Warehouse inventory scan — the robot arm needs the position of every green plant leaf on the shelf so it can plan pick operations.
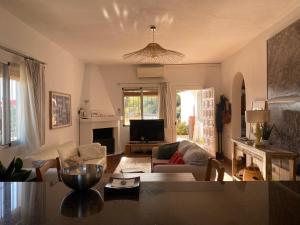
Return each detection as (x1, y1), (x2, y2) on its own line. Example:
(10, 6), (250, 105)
(11, 170), (31, 181)
(0, 162), (6, 175)
(11, 173), (23, 181)
(0, 162), (6, 181)
(21, 170), (31, 181)
(4, 157), (15, 179)
(14, 158), (23, 172)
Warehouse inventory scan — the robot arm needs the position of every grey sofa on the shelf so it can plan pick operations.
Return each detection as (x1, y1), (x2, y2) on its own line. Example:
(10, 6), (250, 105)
(152, 140), (214, 180)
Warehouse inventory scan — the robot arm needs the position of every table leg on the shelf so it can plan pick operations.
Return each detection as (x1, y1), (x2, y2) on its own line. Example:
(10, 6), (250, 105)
(125, 145), (131, 156)
(232, 144), (237, 179)
(264, 155), (272, 181)
(289, 159), (296, 181)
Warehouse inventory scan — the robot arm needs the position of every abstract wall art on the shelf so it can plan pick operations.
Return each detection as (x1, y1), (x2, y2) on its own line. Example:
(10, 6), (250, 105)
(50, 91), (72, 129)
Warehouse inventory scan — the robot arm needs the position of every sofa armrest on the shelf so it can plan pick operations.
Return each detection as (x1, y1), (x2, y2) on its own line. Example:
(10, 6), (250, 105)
(152, 146), (159, 158)
(98, 146), (107, 158)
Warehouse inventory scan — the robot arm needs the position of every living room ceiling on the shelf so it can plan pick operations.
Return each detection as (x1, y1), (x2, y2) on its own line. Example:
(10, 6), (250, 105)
(0, 0), (299, 64)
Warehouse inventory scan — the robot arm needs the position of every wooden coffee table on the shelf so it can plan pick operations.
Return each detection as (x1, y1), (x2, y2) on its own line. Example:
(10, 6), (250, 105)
(102, 173), (196, 182)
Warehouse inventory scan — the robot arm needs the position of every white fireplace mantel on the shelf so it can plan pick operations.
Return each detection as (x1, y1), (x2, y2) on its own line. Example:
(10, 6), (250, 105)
(79, 116), (121, 155)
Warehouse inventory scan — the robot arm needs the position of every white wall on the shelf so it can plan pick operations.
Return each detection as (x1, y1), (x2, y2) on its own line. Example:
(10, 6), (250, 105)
(81, 65), (115, 114)
(0, 7), (84, 165)
(221, 6), (300, 159)
(82, 63), (221, 152)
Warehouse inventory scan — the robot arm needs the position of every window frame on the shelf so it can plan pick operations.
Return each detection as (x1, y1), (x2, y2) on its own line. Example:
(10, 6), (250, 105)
(0, 62), (20, 147)
(122, 87), (159, 126)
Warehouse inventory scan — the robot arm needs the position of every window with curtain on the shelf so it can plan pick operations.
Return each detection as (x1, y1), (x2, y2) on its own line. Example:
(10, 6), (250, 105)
(0, 63), (20, 146)
(122, 87), (159, 126)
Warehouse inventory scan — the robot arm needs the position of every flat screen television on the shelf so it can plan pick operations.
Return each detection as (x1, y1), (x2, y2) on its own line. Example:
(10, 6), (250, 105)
(130, 119), (164, 142)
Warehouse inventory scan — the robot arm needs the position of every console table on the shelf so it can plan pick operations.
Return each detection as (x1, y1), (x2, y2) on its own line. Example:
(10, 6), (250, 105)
(232, 139), (298, 181)
(125, 142), (166, 155)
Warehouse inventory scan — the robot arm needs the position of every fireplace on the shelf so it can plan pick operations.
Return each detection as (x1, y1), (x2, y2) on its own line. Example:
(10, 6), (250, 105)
(93, 128), (115, 154)
(79, 114), (121, 155)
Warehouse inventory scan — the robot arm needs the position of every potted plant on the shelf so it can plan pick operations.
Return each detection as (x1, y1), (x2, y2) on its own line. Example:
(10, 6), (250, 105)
(0, 157), (31, 181)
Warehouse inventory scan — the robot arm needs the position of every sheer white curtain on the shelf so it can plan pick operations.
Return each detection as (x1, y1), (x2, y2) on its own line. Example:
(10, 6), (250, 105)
(18, 59), (45, 153)
(159, 82), (174, 142)
(21, 182), (45, 224)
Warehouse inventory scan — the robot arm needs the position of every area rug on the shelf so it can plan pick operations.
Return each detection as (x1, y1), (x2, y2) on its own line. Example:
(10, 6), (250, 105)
(113, 156), (151, 173)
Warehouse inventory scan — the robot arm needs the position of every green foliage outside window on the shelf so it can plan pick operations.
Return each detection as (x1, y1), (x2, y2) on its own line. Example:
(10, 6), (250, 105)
(123, 88), (159, 126)
(176, 121), (188, 135)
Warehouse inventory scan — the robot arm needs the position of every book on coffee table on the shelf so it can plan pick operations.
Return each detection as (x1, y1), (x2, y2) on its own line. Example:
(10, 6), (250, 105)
(111, 178), (136, 188)
(104, 176), (140, 198)
(121, 168), (145, 173)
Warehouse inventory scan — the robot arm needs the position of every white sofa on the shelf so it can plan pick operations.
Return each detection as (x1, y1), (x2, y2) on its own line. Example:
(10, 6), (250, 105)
(152, 140), (213, 180)
(20, 142), (107, 181)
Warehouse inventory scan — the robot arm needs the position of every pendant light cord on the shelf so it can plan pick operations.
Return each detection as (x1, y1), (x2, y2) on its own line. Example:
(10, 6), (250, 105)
(150, 25), (156, 43)
(152, 29), (154, 42)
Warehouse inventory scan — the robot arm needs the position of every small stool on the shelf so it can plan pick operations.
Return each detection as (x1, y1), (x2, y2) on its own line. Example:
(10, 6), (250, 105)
(243, 165), (264, 181)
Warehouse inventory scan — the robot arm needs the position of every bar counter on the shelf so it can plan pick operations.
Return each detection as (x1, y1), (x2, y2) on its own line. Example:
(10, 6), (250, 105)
(1, 180), (299, 225)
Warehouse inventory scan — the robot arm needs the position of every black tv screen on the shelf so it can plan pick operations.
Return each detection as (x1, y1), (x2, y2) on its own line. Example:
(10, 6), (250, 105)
(130, 119), (164, 142)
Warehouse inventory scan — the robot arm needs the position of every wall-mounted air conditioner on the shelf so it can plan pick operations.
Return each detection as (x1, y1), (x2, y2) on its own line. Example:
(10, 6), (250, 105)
(136, 65), (164, 78)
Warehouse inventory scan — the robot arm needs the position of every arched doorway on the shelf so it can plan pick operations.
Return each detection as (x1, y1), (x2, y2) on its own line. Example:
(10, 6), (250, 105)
(241, 80), (246, 137)
(232, 73), (246, 139)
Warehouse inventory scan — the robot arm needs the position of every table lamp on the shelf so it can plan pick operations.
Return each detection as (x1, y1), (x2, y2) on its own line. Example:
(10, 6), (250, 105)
(245, 110), (270, 146)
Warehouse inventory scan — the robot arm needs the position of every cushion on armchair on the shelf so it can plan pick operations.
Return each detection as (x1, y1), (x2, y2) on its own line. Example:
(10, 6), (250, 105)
(57, 142), (78, 167)
(78, 143), (104, 161)
(157, 142), (180, 160)
(64, 155), (84, 167)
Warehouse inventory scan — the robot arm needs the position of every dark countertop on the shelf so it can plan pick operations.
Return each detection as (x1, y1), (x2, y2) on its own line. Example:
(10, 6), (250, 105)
(1, 180), (300, 225)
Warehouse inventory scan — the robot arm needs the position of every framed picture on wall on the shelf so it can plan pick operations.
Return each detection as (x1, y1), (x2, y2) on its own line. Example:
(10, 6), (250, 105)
(50, 91), (72, 129)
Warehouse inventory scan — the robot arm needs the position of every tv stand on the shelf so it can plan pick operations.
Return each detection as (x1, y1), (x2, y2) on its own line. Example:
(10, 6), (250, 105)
(129, 141), (163, 144)
(125, 141), (166, 155)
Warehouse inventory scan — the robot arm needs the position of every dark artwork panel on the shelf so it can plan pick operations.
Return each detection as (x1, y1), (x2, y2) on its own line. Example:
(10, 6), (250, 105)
(269, 103), (300, 155)
(267, 20), (300, 164)
(267, 19), (300, 99)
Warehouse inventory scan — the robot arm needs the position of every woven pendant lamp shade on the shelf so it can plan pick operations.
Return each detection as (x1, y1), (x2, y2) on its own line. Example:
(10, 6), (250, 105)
(123, 25), (185, 64)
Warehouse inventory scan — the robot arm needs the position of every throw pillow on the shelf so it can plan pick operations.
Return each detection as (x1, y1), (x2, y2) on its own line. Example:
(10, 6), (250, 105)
(169, 151), (180, 164)
(174, 155), (185, 164)
(78, 143), (104, 161)
(57, 142), (79, 167)
(157, 142), (180, 160)
(64, 155), (84, 167)
(178, 140), (193, 155)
